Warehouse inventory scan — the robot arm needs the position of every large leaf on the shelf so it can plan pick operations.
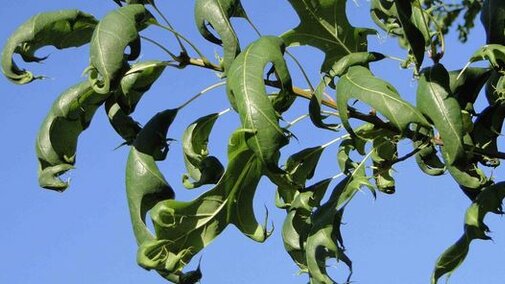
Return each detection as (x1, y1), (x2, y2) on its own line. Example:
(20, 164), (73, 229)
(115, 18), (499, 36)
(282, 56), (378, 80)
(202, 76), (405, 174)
(138, 130), (269, 277)
(182, 113), (224, 189)
(227, 36), (294, 173)
(36, 81), (108, 191)
(432, 182), (505, 284)
(417, 64), (465, 165)
(87, 4), (154, 94)
(481, 0), (505, 44)
(194, 0), (246, 72)
(282, 0), (375, 72)
(1, 10), (97, 84)
(336, 65), (429, 137)
(126, 109), (177, 246)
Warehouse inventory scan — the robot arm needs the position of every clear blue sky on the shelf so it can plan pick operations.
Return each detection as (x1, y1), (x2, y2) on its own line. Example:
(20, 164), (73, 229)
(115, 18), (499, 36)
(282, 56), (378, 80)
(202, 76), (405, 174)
(1, 1), (504, 283)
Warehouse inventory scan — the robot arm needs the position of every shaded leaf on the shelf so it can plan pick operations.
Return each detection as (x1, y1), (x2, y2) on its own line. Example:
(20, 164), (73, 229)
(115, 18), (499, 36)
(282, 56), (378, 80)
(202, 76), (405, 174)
(36, 81), (108, 191)
(417, 64), (465, 165)
(118, 60), (168, 114)
(467, 44), (505, 72)
(87, 4), (154, 94)
(227, 36), (294, 173)
(371, 131), (397, 194)
(105, 97), (142, 145)
(194, 0), (246, 72)
(126, 109), (177, 246)
(182, 113), (224, 189)
(481, 0), (505, 45)
(282, 0), (375, 72)
(485, 71), (505, 105)
(449, 67), (491, 112)
(432, 182), (505, 283)
(471, 105), (505, 167)
(336, 65), (429, 137)
(1, 10), (97, 84)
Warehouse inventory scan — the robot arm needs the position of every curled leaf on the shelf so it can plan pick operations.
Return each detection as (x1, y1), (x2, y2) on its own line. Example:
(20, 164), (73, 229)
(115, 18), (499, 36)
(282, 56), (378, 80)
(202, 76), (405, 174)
(432, 182), (505, 284)
(1, 10), (97, 84)
(449, 67), (491, 112)
(118, 60), (168, 114)
(415, 143), (446, 176)
(471, 105), (505, 167)
(105, 98), (142, 145)
(227, 36), (294, 172)
(194, 0), (246, 72)
(336, 65), (429, 137)
(87, 4), (154, 94)
(36, 81), (108, 191)
(467, 44), (505, 72)
(126, 109), (177, 246)
(139, 130), (269, 278)
(182, 113), (224, 189)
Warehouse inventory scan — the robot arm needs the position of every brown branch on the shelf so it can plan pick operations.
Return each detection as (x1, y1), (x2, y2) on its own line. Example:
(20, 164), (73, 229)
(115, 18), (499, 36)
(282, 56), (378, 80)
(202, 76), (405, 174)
(176, 54), (505, 161)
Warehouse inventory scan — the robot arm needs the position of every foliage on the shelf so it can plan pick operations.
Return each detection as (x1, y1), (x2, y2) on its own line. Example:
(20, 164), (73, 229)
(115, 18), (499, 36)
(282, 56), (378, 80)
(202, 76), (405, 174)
(4, 0), (505, 283)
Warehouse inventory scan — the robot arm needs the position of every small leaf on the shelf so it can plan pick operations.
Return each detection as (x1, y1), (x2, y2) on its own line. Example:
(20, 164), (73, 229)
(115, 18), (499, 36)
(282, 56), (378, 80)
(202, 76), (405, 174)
(282, 0), (376, 72)
(227, 36), (294, 173)
(471, 105), (505, 167)
(87, 4), (154, 94)
(485, 71), (505, 105)
(414, 143), (446, 176)
(432, 182), (505, 283)
(36, 81), (108, 191)
(371, 131), (397, 194)
(182, 113), (224, 189)
(337, 65), (429, 137)
(449, 67), (491, 112)
(194, 0), (246, 72)
(417, 64), (465, 165)
(126, 109), (177, 245)
(1, 10), (97, 84)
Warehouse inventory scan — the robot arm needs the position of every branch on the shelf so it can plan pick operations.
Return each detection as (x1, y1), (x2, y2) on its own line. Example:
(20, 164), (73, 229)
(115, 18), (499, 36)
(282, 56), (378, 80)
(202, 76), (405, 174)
(177, 55), (505, 161)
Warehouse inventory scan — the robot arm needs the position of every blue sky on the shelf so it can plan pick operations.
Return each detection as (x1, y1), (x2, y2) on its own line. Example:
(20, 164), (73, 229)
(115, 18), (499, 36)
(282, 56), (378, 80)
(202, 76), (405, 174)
(1, 1), (505, 283)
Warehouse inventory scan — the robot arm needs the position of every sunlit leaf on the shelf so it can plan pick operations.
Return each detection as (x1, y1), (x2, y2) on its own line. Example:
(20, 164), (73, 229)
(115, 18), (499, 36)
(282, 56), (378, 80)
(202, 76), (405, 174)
(36, 81), (108, 191)
(194, 0), (246, 72)
(139, 130), (269, 277)
(337, 65), (429, 137)
(87, 4), (154, 94)
(282, 0), (375, 72)
(432, 182), (505, 283)
(417, 64), (465, 165)
(1, 10), (97, 84)
(227, 36), (294, 174)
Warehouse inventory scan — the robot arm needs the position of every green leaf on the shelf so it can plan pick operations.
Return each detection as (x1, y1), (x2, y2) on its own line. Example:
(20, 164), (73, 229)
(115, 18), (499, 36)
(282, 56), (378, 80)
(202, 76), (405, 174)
(417, 64), (465, 165)
(105, 98), (142, 145)
(139, 130), (269, 277)
(281, 178), (332, 272)
(36, 81), (109, 191)
(125, 109), (177, 246)
(466, 44), (505, 72)
(1, 10), (97, 84)
(414, 138), (446, 176)
(227, 36), (294, 173)
(182, 113), (224, 189)
(309, 52), (385, 130)
(87, 4), (154, 94)
(392, 0), (428, 70)
(485, 71), (505, 105)
(276, 146), (325, 209)
(117, 60), (168, 114)
(282, 0), (376, 72)
(432, 182), (505, 284)
(471, 105), (505, 167)
(336, 65), (429, 137)
(371, 131), (397, 194)
(449, 67), (491, 112)
(194, 0), (246, 72)
(481, 0), (505, 45)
